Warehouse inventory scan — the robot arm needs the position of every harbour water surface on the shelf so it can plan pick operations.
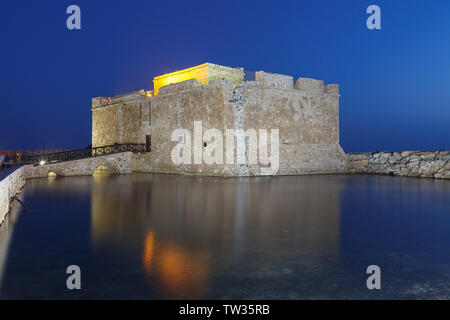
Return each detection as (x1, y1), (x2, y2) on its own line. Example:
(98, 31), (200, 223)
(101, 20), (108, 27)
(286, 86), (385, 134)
(0, 173), (449, 299)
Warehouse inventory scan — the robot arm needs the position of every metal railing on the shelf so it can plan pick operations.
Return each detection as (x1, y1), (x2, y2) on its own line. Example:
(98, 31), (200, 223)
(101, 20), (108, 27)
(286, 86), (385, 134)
(25, 143), (146, 166)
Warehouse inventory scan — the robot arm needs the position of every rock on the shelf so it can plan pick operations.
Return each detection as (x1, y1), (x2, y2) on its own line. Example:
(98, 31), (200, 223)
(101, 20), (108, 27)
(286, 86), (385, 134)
(350, 160), (368, 171)
(392, 164), (405, 170)
(401, 151), (415, 157)
(400, 157), (409, 164)
(440, 162), (450, 171)
(432, 160), (446, 170)
(408, 167), (421, 177)
(346, 150), (449, 180)
(406, 161), (419, 168)
(438, 154), (450, 162)
(400, 168), (410, 175)
(420, 152), (436, 160)
(388, 154), (402, 163)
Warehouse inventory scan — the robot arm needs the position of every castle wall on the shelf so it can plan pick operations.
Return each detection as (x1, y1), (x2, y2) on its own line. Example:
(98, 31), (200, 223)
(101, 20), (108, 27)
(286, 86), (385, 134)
(131, 73), (346, 176)
(92, 66), (347, 176)
(153, 63), (209, 96)
(153, 63), (243, 96)
(92, 90), (151, 148)
(208, 63), (244, 86)
(221, 72), (346, 175)
(133, 79), (233, 175)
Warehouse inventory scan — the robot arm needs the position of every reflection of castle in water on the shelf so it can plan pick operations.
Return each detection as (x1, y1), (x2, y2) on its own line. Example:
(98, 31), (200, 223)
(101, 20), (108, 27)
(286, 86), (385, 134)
(90, 173), (341, 299)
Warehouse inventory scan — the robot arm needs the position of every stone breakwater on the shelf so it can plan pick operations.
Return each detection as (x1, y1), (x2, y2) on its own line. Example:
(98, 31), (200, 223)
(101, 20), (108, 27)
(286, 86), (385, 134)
(0, 167), (26, 225)
(26, 152), (132, 179)
(347, 150), (450, 179)
(0, 152), (133, 225)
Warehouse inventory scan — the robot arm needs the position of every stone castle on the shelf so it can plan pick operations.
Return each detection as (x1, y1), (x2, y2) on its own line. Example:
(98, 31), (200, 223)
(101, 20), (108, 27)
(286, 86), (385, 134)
(91, 62), (347, 176)
(3, 64), (449, 225)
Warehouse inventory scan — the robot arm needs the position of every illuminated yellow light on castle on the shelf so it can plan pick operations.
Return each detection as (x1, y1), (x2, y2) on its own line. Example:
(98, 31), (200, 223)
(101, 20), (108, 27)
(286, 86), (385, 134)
(153, 62), (244, 96)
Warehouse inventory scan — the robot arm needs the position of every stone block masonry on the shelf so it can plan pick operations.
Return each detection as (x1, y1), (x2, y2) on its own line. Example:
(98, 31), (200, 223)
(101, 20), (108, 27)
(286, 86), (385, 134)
(93, 63), (348, 177)
(0, 167), (26, 225)
(92, 90), (152, 148)
(153, 63), (244, 96)
(347, 150), (450, 179)
(25, 152), (133, 179)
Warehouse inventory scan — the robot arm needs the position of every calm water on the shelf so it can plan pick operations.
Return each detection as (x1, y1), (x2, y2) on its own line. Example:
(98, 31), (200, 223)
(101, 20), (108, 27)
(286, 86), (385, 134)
(0, 173), (449, 299)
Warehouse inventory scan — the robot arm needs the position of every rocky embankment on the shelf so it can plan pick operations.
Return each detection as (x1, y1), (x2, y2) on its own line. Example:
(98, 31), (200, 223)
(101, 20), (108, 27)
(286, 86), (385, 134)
(347, 150), (450, 179)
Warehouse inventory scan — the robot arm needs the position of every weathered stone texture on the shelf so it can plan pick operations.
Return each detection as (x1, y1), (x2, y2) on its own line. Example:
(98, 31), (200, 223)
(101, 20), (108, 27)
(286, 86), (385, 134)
(131, 75), (346, 176)
(294, 77), (324, 92)
(92, 90), (151, 148)
(255, 71), (293, 89)
(153, 63), (244, 96)
(25, 152), (132, 179)
(134, 79), (232, 175)
(347, 150), (450, 179)
(0, 167), (26, 224)
(93, 64), (347, 176)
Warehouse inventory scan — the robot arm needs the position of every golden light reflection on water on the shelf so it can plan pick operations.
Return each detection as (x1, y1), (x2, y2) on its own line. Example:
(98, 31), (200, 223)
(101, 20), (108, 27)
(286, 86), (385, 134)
(142, 231), (155, 275)
(2, 174), (450, 299)
(47, 176), (56, 184)
(141, 230), (209, 299)
(89, 173), (342, 298)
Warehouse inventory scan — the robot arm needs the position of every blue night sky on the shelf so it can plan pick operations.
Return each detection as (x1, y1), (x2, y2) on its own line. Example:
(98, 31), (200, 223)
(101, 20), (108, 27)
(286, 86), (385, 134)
(1, 0), (449, 152)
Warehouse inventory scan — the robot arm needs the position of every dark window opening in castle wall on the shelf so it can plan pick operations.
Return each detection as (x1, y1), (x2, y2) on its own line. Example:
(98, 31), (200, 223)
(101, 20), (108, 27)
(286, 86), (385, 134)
(146, 135), (151, 152)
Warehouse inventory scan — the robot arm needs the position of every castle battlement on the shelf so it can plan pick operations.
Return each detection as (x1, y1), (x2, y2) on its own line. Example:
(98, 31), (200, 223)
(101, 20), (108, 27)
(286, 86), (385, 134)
(92, 64), (339, 108)
(92, 89), (152, 109)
